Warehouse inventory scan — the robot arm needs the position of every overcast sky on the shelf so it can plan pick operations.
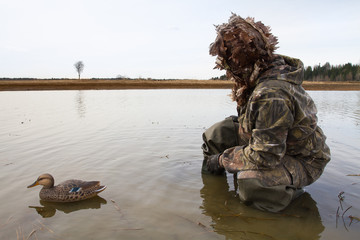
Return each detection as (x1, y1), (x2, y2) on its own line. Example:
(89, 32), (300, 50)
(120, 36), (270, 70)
(1, 0), (359, 79)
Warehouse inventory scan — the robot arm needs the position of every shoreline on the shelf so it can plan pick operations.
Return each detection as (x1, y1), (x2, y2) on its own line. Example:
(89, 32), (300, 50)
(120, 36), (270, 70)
(1, 79), (360, 91)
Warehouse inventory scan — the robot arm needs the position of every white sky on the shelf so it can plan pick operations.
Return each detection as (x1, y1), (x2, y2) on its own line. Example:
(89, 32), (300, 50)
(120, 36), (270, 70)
(0, 0), (359, 79)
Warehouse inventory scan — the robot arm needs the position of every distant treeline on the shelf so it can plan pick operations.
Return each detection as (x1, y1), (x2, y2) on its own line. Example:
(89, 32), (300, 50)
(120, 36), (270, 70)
(304, 63), (360, 81)
(212, 62), (360, 82)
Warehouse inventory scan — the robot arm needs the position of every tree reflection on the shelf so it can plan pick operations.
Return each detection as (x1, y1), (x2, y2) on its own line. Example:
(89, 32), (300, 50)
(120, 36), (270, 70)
(200, 173), (324, 240)
(76, 90), (86, 118)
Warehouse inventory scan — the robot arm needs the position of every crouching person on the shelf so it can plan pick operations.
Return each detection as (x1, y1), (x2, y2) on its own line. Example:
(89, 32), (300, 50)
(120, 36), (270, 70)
(202, 14), (331, 212)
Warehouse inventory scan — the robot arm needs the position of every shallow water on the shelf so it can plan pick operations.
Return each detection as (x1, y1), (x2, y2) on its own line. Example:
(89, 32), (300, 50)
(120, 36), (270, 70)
(0, 89), (359, 240)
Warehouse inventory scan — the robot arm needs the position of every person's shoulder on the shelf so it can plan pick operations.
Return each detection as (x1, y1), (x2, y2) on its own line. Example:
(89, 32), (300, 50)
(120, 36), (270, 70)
(257, 79), (290, 88)
(251, 80), (293, 101)
(255, 79), (292, 93)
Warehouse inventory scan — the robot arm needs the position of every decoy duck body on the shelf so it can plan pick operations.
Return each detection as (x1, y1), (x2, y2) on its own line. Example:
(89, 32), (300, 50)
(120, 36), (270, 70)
(27, 173), (106, 202)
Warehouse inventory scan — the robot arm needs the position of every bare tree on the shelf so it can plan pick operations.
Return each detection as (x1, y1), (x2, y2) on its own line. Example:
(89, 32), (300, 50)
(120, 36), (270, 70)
(74, 61), (84, 79)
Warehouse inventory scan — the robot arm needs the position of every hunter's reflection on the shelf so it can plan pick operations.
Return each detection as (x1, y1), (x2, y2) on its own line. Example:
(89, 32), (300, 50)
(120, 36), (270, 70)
(200, 174), (324, 240)
(29, 196), (107, 218)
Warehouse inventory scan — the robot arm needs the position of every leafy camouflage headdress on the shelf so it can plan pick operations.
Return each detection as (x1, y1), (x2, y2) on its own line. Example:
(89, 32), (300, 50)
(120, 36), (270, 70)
(209, 13), (278, 106)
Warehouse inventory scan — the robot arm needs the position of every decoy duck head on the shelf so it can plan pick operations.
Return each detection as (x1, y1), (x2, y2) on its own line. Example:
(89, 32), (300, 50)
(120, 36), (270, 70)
(28, 173), (54, 189)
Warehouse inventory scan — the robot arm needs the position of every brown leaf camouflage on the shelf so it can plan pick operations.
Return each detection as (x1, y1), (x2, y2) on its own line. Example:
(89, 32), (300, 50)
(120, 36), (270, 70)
(209, 13), (279, 107)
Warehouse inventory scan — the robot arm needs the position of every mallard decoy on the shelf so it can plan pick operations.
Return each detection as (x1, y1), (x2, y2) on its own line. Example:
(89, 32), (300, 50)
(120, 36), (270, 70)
(27, 173), (106, 202)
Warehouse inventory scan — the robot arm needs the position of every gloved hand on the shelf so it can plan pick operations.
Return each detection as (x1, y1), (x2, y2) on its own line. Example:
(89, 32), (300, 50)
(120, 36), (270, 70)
(204, 154), (225, 175)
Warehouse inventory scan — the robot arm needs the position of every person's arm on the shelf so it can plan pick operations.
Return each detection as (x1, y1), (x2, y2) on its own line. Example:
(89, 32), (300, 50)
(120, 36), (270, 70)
(220, 91), (294, 173)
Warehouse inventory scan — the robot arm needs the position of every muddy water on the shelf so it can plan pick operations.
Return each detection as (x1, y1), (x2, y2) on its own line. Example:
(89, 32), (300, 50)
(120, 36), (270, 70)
(0, 89), (359, 240)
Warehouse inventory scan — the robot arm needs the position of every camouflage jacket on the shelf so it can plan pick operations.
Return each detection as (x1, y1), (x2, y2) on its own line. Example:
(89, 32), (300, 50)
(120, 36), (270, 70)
(220, 55), (331, 178)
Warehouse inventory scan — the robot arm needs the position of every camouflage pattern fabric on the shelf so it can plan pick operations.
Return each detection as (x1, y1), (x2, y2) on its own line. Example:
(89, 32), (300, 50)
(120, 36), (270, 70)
(219, 55), (331, 188)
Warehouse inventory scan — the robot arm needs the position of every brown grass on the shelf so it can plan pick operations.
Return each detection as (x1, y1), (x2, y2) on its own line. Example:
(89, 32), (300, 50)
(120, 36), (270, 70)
(1, 79), (360, 91)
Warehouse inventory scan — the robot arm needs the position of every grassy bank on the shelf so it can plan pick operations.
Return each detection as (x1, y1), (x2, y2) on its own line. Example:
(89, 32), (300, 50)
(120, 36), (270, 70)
(1, 79), (360, 91)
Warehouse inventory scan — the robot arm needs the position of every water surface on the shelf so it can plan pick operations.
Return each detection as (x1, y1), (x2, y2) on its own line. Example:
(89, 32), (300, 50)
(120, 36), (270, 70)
(0, 90), (359, 239)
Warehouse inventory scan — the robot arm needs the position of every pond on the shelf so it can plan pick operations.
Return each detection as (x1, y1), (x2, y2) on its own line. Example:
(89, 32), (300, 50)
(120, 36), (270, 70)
(0, 89), (359, 240)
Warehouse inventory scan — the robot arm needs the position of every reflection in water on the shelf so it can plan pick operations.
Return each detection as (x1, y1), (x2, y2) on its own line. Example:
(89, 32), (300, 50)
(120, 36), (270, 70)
(29, 196), (107, 218)
(76, 91), (86, 118)
(200, 174), (324, 240)
(356, 92), (360, 124)
(312, 91), (360, 127)
(0, 90), (359, 239)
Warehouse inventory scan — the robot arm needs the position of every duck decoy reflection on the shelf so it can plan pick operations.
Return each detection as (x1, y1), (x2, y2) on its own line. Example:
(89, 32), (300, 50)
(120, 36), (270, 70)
(29, 196), (107, 218)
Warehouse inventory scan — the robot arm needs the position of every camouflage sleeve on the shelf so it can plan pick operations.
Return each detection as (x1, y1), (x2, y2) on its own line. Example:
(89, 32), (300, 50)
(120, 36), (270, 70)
(220, 90), (294, 173)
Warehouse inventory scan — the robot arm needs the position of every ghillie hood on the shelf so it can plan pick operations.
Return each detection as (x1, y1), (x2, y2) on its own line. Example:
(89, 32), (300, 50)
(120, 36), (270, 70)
(209, 13), (279, 106)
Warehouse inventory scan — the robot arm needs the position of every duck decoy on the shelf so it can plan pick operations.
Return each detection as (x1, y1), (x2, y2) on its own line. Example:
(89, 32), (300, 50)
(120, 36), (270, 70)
(27, 173), (106, 202)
